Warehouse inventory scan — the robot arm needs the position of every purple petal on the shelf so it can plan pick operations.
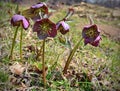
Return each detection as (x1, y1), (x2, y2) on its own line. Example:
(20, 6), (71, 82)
(91, 36), (101, 47)
(11, 15), (24, 25)
(94, 35), (101, 42)
(84, 35), (101, 46)
(90, 40), (100, 47)
(31, 3), (44, 9)
(61, 21), (69, 30)
(22, 18), (29, 30)
(56, 21), (69, 34)
(48, 25), (57, 37)
(31, 2), (48, 14)
(84, 38), (90, 45)
(11, 14), (29, 30)
(37, 31), (48, 40)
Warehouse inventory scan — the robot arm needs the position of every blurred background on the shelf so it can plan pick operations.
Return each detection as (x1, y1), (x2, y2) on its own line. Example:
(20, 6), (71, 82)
(2, 0), (120, 8)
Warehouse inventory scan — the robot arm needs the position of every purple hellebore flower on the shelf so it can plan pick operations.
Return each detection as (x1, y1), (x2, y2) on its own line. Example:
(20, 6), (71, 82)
(31, 2), (48, 14)
(22, 2), (48, 21)
(82, 24), (101, 47)
(11, 14), (29, 30)
(33, 18), (57, 40)
(56, 21), (70, 35)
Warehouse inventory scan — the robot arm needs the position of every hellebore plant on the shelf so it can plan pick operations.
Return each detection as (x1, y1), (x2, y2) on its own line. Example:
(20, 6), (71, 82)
(10, 14), (29, 60)
(10, 2), (50, 87)
(63, 16), (101, 74)
(32, 7), (73, 87)
(23, 2), (52, 87)
(32, 5), (74, 88)
(33, 18), (57, 87)
(56, 8), (74, 35)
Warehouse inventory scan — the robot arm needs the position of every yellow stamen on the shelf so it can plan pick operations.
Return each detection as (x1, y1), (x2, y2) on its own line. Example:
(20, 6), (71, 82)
(85, 28), (97, 38)
(38, 23), (52, 35)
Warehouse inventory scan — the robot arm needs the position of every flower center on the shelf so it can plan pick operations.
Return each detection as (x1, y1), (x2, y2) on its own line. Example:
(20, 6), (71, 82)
(38, 23), (52, 34)
(85, 27), (98, 38)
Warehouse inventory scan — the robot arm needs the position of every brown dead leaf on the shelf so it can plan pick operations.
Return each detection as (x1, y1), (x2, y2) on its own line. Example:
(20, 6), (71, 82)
(9, 62), (25, 75)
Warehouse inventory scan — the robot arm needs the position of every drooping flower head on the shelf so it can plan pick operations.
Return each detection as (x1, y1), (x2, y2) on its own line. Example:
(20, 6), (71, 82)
(56, 8), (74, 35)
(82, 24), (101, 47)
(31, 2), (48, 14)
(33, 18), (57, 39)
(11, 14), (29, 30)
(56, 21), (69, 35)
(22, 2), (48, 20)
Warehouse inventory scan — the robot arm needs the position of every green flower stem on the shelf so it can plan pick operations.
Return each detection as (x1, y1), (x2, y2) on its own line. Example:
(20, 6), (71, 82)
(9, 26), (19, 59)
(20, 28), (23, 60)
(87, 15), (94, 25)
(64, 9), (74, 20)
(63, 38), (83, 74)
(42, 39), (46, 88)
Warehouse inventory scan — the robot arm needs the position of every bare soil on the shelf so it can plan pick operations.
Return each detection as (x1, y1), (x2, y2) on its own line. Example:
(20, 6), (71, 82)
(99, 24), (120, 42)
